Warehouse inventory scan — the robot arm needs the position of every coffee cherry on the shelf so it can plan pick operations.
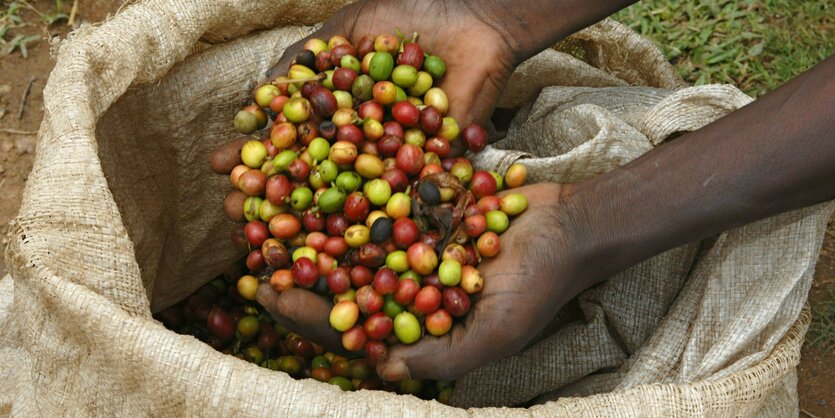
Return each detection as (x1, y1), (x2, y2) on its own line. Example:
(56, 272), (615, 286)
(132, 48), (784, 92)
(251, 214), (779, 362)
(438, 260), (462, 286)
(234, 110), (259, 134)
(365, 179), (392, 206)
(244, 221), (269, 247)
(344, 192), (371, 222)
(342, 326), (367, 351)
(262, 239), (291, 268)
(441, 244), (468, 265)
(392, 218), (419, 249)
(462, 124), (488, 152)
(485, 210), (509, 234)
(442, 287), (471, 317)
(470, 170), (498, 199)
(326, 213), (351, 236)
(423, 55), (446, 80)
(243, 196), (262, 222)
(246, 249), (266, 271)
(269, 269), (294, 292)
(325, 267), (350, 294)
(358, 243), (387, 268)
(398, 42), (424, 69)
(505, 163), (527, 188)
(352, 74), (374, 102)
(501, 193), (528, 216)
(292, 257), (318, 289)
(237, 275), (259, 300)
(284, 97), (312, 123)
(463, 214), (487, 237)
(372, 81), (397, 105)
(477, 195), (502, 213)
(329, 141), (358, 165)
(356, 284), (384, 314)
(341, 264), (370, 288)
(477, 231), (501, 257)
(317, 188), (347, 214)
(394, 277), (420, 305)
(369, 52), (395, 81)
(207, 307), (235, 342)
(460, 265), (484, 294)
(345, 224), (371, 248)
(329, 301), (360, 332)
(393, 312), (421, 344)
(241, 140), (267, 168)
(423, 88), (449, 114)
(417, 181), (441, 205)
(382, 250), (407, 273)
(395, 144), (424, 176)
(363, 311), (393, 340)
(406, 242), (438, 275)
(329, 376), (354, 391)
(370, 217), (393, 244)
(425, 309), (453, 336)
(355, 154), (385, 179)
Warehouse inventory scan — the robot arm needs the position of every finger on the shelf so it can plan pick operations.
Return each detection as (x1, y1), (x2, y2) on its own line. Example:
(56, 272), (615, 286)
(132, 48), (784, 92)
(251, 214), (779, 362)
(265, 24), (342, 82)
(377, 311), (523, 382)
(223, 190), (247, 222)
(210, 137), (249, 174)
(439, 59), (509, 128)
(256, 284), (346, 353)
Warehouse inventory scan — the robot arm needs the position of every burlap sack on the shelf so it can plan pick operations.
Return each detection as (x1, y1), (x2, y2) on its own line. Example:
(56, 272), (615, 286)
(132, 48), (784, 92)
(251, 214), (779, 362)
(2, 0), (832, 415)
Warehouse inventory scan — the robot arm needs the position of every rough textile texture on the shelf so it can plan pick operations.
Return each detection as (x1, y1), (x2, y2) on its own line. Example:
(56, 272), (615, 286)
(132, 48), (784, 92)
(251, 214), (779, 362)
(2, 0), (832, 416)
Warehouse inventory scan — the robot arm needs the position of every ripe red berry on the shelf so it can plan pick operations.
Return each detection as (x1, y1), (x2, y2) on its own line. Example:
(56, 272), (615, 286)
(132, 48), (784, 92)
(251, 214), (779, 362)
(373, 268), (399, 295)
(392, 218), (420, 249)
(292, 257), (319, 288)
(391, 102), (420, 127)
(462, 124), (488, 152)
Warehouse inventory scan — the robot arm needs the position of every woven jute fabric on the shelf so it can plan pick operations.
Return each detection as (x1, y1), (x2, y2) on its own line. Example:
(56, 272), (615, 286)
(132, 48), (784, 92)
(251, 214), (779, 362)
(2, 0), (832, 416)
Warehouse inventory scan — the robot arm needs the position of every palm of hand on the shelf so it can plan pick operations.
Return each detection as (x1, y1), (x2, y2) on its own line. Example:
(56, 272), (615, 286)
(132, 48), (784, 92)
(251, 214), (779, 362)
(378, 183), (579, 381)
(269, 0), (516, 126)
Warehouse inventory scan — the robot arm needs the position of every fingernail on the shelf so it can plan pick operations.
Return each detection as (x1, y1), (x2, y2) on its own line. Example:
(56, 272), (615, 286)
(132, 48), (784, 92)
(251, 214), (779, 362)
(379, 358), (409, 381)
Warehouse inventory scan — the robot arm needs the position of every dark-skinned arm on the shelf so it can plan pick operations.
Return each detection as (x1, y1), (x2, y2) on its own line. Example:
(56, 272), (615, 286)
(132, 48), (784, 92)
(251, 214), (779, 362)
(568, 54), (835, 290)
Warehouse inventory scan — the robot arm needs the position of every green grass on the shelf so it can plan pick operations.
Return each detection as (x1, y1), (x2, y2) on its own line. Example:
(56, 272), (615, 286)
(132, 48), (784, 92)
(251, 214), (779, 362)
(1, 0), (68, 57)
(807, 288), (835, 351)
(615, 0), (835, 97)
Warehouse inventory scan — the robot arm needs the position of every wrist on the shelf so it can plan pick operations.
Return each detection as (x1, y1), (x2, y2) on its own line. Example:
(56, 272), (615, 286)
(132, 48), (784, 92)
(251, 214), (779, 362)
(557, 174), (638, 289)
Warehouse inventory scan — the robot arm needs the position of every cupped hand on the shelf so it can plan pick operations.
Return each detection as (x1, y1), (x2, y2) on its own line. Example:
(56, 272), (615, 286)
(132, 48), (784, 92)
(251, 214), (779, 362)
(214, 169), (591, 380)
(376, 183), (587, 381)
(266, 0), (518, 128)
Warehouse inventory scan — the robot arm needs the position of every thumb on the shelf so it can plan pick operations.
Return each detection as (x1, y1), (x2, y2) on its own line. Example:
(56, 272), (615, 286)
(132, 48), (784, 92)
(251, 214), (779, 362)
(264, 24), (341, 82)
(256, 283), (346, 353)
(376, 314), (508, 382)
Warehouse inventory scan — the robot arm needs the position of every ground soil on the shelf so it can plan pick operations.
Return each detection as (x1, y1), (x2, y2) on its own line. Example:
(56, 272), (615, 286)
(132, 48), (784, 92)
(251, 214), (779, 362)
(0, 0), (832, 414)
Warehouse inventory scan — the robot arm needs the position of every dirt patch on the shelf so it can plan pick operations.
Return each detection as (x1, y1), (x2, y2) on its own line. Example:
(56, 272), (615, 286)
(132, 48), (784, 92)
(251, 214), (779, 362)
(0, 0), (833, 413)
(0, 0), (122, 278)
(799, 220), (835, 418)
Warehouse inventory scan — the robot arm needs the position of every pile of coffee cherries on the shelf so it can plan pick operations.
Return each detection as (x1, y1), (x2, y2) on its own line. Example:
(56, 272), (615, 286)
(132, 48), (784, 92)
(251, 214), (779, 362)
(226, 32), (528, 369)
(155, 273), (453, 399)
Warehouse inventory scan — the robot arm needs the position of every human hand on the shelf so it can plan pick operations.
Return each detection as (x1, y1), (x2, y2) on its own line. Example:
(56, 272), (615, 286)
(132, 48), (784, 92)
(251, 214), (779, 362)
(375, 183), (588, 381)
(245, 181), (590, 381)
(266, 0), (519, 128)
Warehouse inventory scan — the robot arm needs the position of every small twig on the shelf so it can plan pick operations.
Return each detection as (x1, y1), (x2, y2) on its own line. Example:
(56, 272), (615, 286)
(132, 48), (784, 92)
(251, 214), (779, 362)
(17, 77), (35, 120)
(0, 128), (37, 135)
(0, 178), (6, 190)
(800, 408), (821, 418)
(68, 0), (79, 26)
